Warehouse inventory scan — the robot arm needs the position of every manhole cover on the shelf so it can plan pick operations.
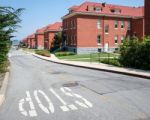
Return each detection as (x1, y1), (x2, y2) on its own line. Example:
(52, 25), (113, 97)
(63, 82), (79, 87)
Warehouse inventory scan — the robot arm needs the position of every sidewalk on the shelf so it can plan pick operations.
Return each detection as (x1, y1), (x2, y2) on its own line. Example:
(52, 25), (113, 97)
(27, 51), (150, 79)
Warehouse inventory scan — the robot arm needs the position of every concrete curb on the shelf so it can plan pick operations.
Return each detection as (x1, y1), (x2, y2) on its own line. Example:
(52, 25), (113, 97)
(0, 69), (10, 106)
(31, 53), (150, 79)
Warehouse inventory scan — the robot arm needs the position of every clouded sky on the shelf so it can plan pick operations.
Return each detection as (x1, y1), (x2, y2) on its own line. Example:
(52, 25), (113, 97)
(1, 0), (144, 41)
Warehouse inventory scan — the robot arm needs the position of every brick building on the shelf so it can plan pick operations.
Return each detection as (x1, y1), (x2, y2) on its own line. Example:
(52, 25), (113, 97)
(22, 38), (28, 46)
(145, 0), (150, 36)
(35, 27), (46, 49)
(28, 34), (36, 49)
(44, 22), (62, 50)
(62, 2), (144, 54)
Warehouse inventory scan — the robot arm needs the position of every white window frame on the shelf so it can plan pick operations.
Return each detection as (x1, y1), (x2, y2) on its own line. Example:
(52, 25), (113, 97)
(121, 35), (125, 43)
(115, 35), (118, 44)
(128, 21), (131, 30)
(115, 20), (119, 29)
(97, 35), (101, 45)
(97, 19), (101, 29)
(121, 21), (125, 29)
(105, 25), (109, 34)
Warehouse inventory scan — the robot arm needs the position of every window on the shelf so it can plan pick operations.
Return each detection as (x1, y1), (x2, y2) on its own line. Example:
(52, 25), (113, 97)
(72, 20), (75, 28)
(98, 48), (101, 52)
(105, 25), (109, 34)
(121, 21), (125, 28)
(70, 20), (73, 28)
(121, 35), (125, 43)
(111, 9), (121, 14)
(71, 35), (74, 45)
(66, 35), (68, 45)
(97, 35), (101, 44)
(115, 35), (118, 44)
(66, 21), (68, 29)
(115, 20), (119, 28)
(73, 35), (76, 45)
(95, 7), (102, 12)
(128, 21), (131, 30)
(115, 48), (119, 51)
(97, 19), (101, 29)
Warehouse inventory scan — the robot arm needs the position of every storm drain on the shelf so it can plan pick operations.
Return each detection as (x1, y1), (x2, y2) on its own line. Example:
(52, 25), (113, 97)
(63, 81), (79, 87)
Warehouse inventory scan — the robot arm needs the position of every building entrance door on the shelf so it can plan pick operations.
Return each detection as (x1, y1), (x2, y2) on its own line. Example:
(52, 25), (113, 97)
(104, 43), (109, 52)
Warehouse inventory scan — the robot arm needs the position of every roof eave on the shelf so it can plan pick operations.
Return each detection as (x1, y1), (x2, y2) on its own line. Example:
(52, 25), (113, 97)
(45, 30), (62, 32)
(62, 12), (143, 20)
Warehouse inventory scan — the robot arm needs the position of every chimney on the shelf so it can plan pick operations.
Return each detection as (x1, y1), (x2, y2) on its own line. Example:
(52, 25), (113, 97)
(102, 2), (106, 7)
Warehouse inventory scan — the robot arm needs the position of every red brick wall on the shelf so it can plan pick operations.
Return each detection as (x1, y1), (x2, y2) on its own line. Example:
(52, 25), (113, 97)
(35, 34), (44, 49)
(77, 15), (99, 47)
(44, 32), (49, 49)
(49, 32), (55, 49)
(131, 18), (144, 39)
(145, 0), (150, 36)
(63, 16), (77, 47)
(44, 32), (58, 50)
(76, 15), (130, 47)
(30, 38), (35, 48)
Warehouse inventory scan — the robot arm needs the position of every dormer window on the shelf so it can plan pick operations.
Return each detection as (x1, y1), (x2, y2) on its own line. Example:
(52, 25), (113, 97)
(94, 7), (102, 12)
(111, 9), (121, 14)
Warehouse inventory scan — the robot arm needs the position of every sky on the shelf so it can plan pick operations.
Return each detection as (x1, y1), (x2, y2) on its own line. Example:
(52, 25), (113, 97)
(0, 0), (144, 41)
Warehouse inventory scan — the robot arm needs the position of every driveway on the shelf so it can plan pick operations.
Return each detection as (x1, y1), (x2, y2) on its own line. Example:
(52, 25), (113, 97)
(0, 49), (150, 120)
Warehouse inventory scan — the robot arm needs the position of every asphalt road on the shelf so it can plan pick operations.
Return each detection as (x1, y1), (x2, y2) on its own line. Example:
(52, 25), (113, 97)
(0, 49), (150, 120)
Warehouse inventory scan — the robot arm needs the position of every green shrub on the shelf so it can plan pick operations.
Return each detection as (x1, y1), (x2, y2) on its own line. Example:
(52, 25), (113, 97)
(55, 52), (75, 56)
(0, 60), (9, 73)
(119, 37), (150, 70)
(35, 50), (51, 57)
(100, 58), (121, 67)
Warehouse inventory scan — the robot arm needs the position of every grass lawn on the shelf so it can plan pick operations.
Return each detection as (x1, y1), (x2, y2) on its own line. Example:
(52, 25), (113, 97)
(57, 53), (120, 61)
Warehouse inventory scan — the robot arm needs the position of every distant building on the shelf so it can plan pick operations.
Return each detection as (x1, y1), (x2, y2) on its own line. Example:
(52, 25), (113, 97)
(35, 27), (46, 49)
(26, 34), (35, 49)
(44, 22), (62, 50)
(62, 2), (144, 54)
(145, 0), (150, 36)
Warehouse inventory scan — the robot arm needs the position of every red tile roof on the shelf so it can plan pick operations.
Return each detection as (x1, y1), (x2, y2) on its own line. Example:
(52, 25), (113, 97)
(45, 22), (62, 32)
(22, 38), (28, 42)
(36, 27), (47, 34)
(28, 33), (35, 39)
(63, 1), (144, 19)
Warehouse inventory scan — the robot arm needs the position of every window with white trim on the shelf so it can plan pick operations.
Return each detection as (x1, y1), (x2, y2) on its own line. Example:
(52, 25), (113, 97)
(105, 25), (109, 34)
(115, 35), (118, 44)
(115, 20), (119, 28)
(97, 19), (101, 29)
(97, 35), (101, 44)
(95, 7), (102, 12)
(121, 21), (125, 28)
(128, 21), (131, 30)
(121, 35), (125, 43)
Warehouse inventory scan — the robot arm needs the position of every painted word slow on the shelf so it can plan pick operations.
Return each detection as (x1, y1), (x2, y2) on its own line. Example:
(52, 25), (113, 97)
(18, 87), (93, 117)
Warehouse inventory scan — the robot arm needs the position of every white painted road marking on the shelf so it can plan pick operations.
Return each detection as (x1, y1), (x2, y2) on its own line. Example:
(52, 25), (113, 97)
(50, 88), (70, 112)
(61, 87), (93, 108)
(34, 90), (54, 114)
(18, 87), (93, 117)
(18, 91), (37, 117)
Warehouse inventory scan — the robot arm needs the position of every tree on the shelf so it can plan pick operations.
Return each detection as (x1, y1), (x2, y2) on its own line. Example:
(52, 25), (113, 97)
(0, 6), (24, 71)
(119, 37), (150, 70)
(50, 32), (62, 52)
